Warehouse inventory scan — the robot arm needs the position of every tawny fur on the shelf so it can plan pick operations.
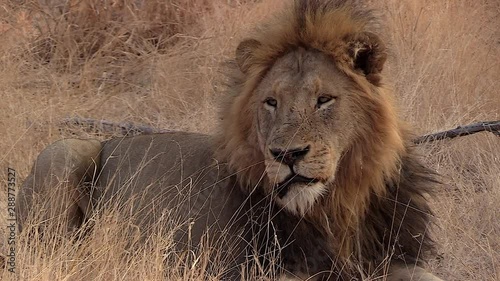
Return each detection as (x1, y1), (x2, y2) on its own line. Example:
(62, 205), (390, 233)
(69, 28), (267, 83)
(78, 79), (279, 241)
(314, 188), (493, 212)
(19, 1), (443, 280)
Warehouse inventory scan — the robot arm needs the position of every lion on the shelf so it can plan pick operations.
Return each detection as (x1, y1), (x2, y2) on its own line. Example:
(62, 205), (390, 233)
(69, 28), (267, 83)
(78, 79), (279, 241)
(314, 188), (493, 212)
(18, 0), (444, 280)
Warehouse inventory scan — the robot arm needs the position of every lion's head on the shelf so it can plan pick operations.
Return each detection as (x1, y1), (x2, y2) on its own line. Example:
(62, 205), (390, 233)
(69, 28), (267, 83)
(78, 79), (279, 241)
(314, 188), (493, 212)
(217, 0), (406, 224)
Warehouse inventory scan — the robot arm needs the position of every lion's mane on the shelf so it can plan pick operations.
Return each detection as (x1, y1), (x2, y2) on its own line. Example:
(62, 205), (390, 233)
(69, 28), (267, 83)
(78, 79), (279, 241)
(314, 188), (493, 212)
(216, 0), (437, 273)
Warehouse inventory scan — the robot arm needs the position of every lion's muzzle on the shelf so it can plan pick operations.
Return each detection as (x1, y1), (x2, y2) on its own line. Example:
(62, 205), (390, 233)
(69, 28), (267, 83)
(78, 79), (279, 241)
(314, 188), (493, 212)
(263, 142), (338, 215)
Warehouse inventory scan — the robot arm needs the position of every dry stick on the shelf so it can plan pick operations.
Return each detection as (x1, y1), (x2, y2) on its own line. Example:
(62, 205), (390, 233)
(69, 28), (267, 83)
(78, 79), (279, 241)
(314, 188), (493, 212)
(62, 117), (500, 143)
(61, 117), (171, 136)
(413, 121), (500, 144)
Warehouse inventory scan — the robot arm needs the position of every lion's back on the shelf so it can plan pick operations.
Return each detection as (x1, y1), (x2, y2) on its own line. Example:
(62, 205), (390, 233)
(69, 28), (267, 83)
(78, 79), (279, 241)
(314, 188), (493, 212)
(94, 132), (249, 251)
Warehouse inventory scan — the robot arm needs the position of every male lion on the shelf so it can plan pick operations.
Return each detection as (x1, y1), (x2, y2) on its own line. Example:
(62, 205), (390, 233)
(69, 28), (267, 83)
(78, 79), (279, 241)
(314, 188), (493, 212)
(18, 0), (444, 280)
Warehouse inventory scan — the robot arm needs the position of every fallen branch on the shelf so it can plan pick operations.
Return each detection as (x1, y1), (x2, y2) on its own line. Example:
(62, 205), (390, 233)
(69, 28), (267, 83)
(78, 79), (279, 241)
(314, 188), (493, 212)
(61, 117), (171, 136)
(413, 120), (500, 144)
(61, 117), (500, 143)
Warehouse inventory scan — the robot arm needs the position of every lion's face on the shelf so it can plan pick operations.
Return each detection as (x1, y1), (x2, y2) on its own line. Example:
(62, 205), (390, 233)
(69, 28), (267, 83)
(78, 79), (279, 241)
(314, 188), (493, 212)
(253, 49), (365, 215)
(220, 13), (404, 218)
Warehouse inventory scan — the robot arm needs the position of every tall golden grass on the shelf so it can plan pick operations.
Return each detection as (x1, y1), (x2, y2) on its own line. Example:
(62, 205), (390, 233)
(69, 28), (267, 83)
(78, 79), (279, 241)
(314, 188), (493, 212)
(0, 0), (499, 280)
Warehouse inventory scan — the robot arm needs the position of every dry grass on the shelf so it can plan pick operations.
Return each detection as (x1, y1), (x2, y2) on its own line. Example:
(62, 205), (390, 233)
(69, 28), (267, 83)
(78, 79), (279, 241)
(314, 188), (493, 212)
(0, 0), (499, 280)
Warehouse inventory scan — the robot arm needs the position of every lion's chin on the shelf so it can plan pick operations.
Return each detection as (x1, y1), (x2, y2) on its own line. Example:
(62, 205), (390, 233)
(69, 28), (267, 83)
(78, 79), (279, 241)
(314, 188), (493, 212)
(275, 174), (320, 198)
(274, 181), (327, 216)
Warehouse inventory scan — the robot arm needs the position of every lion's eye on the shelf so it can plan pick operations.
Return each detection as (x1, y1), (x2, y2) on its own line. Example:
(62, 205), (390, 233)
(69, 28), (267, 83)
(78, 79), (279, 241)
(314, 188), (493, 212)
(264, 97), (278, 108)
(316, 95), (335, 108)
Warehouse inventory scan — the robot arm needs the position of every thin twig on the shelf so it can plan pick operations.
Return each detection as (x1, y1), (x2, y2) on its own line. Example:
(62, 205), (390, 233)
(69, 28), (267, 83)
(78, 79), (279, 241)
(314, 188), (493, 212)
(413, 121), (500, 144)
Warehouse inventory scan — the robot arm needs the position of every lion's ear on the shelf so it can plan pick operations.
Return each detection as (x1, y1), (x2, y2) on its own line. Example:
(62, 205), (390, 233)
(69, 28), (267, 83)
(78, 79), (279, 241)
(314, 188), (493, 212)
(235, 39), (262, 73)
(346, 32), (387, 85)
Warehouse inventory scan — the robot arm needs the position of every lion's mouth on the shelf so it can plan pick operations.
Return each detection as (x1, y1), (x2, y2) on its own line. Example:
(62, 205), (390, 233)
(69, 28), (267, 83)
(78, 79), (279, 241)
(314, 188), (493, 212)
(276, 174), (320, 198)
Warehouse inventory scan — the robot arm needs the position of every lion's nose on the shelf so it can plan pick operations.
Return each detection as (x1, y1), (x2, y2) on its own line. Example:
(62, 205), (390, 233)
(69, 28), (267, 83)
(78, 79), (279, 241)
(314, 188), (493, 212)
(270, 145), (310, 166)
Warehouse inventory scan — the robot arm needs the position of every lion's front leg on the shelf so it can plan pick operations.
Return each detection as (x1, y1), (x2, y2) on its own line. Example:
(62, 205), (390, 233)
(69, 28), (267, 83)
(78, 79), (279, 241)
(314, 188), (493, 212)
(386, 262), (444, 281)
(17, 139), (102, 235)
